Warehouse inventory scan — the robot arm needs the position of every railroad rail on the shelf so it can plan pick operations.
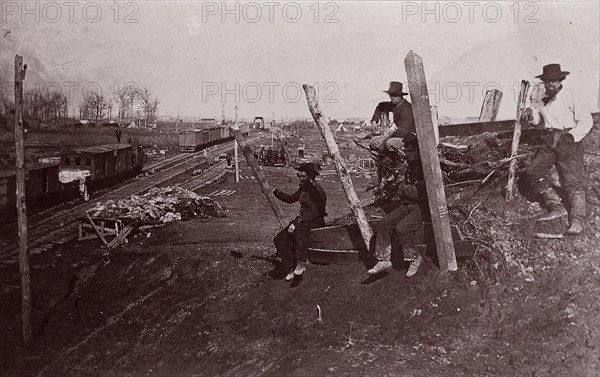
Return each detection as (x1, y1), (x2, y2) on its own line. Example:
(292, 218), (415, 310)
(0, 137), (259, 263)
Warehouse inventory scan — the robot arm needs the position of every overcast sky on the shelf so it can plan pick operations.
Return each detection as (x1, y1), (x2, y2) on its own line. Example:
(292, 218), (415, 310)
(1, 1), (598, 122)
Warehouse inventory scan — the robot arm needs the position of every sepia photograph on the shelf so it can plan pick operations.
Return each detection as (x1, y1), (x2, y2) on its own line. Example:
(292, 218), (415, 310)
(1, 1), (599, 376)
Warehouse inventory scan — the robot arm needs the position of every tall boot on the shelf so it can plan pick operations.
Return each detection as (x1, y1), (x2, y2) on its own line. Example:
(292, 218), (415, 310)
(566, 191), (586, 235)
(538, 187), (567, 221)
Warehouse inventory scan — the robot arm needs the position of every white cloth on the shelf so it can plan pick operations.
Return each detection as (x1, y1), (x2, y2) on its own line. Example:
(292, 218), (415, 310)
(530, 88), (593, 142)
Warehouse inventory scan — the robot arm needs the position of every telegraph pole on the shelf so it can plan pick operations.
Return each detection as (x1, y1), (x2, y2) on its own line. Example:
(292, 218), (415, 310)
(234, 106), (239, 182)
(14, 55), (32, 343)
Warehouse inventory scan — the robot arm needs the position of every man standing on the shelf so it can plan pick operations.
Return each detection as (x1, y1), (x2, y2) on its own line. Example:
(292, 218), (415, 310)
(272, 162), (327, 281)
(369, 81), (416, 159)
(115, 126), (123, 143)
(522, 64), (593, 235)
(367, 133), (428, 278)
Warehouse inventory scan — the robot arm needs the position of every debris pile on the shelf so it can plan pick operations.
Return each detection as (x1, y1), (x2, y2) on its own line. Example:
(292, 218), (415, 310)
(88, 186), (225, 223)
(439, 132), (537, 185)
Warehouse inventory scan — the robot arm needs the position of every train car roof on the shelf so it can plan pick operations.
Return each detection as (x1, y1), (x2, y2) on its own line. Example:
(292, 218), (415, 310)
(64, 144), (132, 155)
(0, 162), (61, 179)
(179, 129), (205, 134)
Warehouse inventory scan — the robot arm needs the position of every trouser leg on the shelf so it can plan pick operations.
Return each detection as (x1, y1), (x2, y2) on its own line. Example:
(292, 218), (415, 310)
(394, 205), (423, 262)
(374, 206), (409, 261)
(523, 139), (557, 194)
(554, 133), (586, 234)
(273, 228), (294, 270)
(292, 218), (325, 263)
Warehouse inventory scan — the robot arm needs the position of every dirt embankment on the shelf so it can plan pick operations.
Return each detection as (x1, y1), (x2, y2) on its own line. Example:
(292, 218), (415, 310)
(1, 126), (600, 377)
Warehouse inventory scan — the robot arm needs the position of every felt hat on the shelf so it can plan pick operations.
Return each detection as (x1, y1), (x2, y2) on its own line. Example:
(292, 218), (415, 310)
(384, 81), (408, 96)
(294, 162), (321, 177)
(535, 64), (570, 81)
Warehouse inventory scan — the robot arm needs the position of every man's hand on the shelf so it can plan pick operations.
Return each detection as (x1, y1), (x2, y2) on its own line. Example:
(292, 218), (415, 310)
(288, 223), (296, 233)
(370, 120), (378, 128)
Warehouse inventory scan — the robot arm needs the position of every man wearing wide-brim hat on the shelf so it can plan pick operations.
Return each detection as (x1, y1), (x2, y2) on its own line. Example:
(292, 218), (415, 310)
(368, 81), (416, 185)
(272, 162), (327, 282)
(369, 81), (416, 157)
(522, 63), (593, 235)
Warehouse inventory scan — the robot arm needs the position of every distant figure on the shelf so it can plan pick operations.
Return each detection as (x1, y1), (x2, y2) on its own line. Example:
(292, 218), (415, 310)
(128, 137), (132, 144)
(115, 127), (123, 143)
(279, 146), (287, 167)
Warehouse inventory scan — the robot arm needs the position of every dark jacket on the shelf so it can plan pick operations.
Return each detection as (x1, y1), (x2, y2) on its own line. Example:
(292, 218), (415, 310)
(370, 100), (416, 139)
(274, 181), (327, 225)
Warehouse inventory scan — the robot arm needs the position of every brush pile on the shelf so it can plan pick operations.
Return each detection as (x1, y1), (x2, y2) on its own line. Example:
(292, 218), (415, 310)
(88, 186), (225, 223)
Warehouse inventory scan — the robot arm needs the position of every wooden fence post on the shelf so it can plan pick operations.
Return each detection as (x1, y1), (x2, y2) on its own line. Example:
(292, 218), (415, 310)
(302, 84), (374, 250)
(229, 125), (288, 228)
(479, 89), (503, 122)
(404, 50), (457, 273)
(505, 80), (530, 200)
(14, 55), (32, 343)
(430, 105), (439, 145)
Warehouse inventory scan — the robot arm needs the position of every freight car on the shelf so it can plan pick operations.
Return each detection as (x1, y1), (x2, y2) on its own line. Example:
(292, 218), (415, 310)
(60, 143), (144, 190)
(179, 124), (249, 152)
(0, 162), (80, 223)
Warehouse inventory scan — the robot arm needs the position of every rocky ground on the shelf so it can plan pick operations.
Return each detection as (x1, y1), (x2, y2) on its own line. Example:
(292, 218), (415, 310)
(1, 126), (599, 377)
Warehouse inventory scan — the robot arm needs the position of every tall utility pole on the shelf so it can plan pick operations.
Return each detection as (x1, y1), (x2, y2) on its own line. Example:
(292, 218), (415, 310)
(221, 104), (226, 126)
(14, 55), (31, 343)
(234, 106), (239, 183)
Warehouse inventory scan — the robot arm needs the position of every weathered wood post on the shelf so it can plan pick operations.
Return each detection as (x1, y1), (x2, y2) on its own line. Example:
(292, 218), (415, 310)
(233, 106), (239, 183)
(14, 55), (31, 342)
(229, 125), (288, 228)
(479, 89), (503, 122)
(380, 111), (390, 136)
(404, 51), (457, 273)
(505, 80), (530, 200)
(234, 139), (239, 183)
(302, 84), (373, 249)
(430, 105), (439, 145)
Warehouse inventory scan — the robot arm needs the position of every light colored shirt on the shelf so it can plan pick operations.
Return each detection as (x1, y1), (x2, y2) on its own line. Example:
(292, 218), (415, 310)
(531, 87), (593, 142)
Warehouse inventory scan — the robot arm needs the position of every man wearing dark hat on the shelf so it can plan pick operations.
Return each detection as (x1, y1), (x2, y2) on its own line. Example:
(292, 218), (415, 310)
(522, 64), (593, 235)
(369, 81), (416, 160)
(367, 133), (428, 277)
(272, 162), (327, 281)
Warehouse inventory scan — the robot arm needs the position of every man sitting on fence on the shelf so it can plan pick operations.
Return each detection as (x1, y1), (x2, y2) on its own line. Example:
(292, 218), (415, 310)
(272, 162), (327, 281)
(367, 133), (428, 278)
(369, 81), (416, 165)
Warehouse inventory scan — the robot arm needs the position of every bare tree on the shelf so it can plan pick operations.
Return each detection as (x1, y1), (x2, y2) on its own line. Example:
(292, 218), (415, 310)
(23, 86), (68, 126)
(0, 64), (13, 116)
(138, 87), (159, 126)
(80, 92), (110, 125)
(117, 85), (139, 125)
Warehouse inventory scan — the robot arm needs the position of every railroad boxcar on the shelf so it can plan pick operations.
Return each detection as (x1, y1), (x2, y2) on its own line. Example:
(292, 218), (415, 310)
(61, 144), (143, 189)
(0, 162), (77, 223)
(208, 127), (222, 143)
(179, 129), (204, 152)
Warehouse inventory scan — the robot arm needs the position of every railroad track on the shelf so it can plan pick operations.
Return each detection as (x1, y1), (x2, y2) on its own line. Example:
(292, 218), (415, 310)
(0, 137), (259, 263)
